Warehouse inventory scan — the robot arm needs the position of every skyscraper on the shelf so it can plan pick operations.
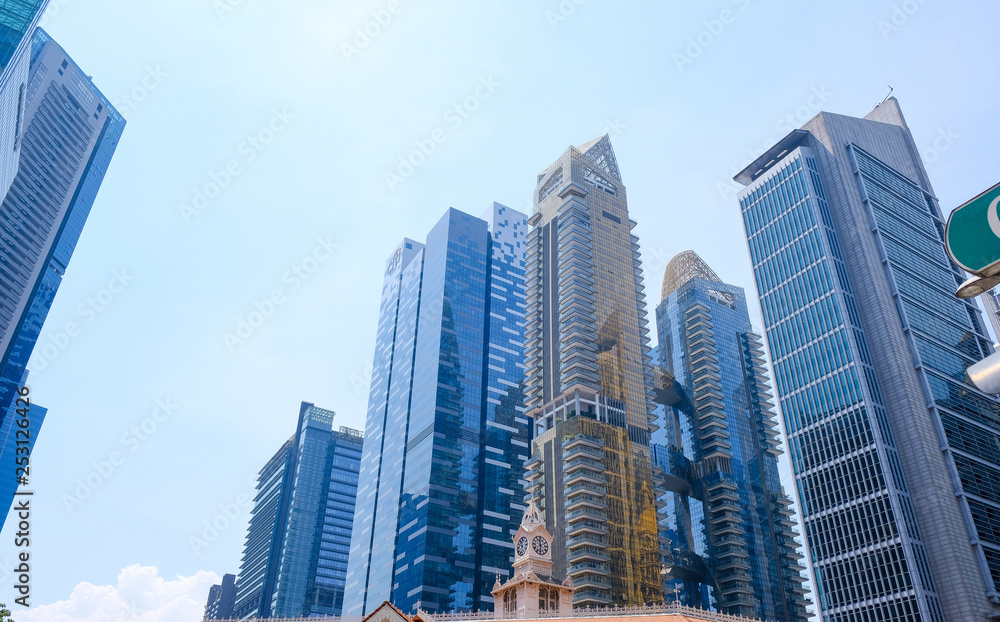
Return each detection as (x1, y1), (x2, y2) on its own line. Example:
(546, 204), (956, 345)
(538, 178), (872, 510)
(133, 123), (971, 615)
(653, 250), (809, 620)
(980, 289), (1000, 345)
(230, 402), (363, 618)
(735, 98), (1000, 621)
(204, 573), (236, 620)
(0, 27), (124, 521)
(0, 0), (50, 197)
(344, 203), (529, 616)
(521, 135), (661, 607)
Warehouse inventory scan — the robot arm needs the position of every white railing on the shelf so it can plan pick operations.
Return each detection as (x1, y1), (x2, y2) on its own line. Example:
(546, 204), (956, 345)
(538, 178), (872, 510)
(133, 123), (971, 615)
(205, 603), (764, 622)
(418, 603), (764, 622)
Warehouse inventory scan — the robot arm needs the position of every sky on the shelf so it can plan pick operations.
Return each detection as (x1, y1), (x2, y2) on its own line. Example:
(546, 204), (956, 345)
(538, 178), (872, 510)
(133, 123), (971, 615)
(4, 0), (1000, 619)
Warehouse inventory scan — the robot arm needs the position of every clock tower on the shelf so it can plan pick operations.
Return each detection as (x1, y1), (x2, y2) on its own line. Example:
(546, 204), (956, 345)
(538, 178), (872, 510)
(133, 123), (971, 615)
(492, 499), (573, 618)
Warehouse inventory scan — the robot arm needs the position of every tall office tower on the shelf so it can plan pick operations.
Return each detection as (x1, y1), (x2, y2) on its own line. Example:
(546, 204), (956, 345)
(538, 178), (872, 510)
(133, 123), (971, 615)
(0, 28), (123, 521)
(980, 289), (1000, 345)
(230, 403), (363, 618)
(521, 135), (661, 608)
(647, 349), (715, 609)
(204, 573), (236, 620)
(734, 98), (1000, 621)
(231, 438), (294, 619)
(653, 250), (809, 620)
(344, 203), (529, 616)
(0, 0), (50, 197)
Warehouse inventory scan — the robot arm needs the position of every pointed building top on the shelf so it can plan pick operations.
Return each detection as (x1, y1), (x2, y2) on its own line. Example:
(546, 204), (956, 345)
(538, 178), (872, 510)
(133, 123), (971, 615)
(661, 250), (722, 301)
(577, 134), (621, 182)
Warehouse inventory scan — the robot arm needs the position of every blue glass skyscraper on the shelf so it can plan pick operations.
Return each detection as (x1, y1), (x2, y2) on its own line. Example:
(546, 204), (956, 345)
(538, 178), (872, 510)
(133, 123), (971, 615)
(735, 98), (1000, 621)
(344, 203), (529, 615)
(229, 402), (363, 618)
(0, 27), (123, 523)
(653, 250), (809, 620)
(0, 0), (49, 197)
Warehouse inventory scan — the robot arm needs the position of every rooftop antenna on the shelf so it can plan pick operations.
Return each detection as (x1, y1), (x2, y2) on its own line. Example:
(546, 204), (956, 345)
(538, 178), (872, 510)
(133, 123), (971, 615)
(877, 85), (893, 108)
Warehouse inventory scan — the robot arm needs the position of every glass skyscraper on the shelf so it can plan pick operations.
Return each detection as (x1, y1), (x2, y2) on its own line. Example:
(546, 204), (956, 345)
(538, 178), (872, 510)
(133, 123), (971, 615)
(230, 402), (363, 618)
(204, 573), (236, 620)
(521, 135), (661, 607)
(344, 203), (529, 616)
(0, 27), (123, 524)
(735, 98), (1000, 621)
(0, 0), (49, 198)
(980, 289), (1000, 345)
(653, 250), (809, 620)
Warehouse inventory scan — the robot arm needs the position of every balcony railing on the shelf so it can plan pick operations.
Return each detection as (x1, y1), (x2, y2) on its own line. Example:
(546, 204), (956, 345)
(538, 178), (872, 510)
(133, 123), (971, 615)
(415, 601), (766, 621)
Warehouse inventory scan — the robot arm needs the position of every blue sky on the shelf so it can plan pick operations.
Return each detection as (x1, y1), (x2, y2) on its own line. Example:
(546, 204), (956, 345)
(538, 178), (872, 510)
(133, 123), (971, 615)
(6, 0), (1000, 618)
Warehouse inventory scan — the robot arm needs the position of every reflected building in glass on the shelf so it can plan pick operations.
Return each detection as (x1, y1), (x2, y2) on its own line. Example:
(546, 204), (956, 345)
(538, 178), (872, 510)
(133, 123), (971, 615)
(344, 203), (529, 615)
(521, 136), (661, 608)
(230, 402), (363, 618)
(734, 98), (1000, 621)
(652, 250), (809, 620)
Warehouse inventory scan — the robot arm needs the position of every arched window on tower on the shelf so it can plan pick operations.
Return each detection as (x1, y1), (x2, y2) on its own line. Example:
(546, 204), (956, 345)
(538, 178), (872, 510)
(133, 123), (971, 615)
(549, 587), (558, 612)
(538, 587), (548, 611)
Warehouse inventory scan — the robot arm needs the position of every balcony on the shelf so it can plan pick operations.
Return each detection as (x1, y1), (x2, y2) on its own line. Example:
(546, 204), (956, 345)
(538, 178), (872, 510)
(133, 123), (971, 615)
(565, 495), (607, 511)
(568, 562), (610, 577)
(573, 590), (612, 606)
(566, 533), (607, 549)
(567, 520), (608, 536)
(565, 457), (605, 473)
(568, 547), (609, 563)
(566, 507), (607, 523)
(565, 482), (606, 498)
(564, 444), (604, 462)
(570, 574), (612, 589)
(564, 471), (605, 487)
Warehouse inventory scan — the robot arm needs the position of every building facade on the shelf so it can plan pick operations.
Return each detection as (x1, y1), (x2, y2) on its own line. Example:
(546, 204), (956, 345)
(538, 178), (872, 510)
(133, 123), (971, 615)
(0, 27), (124, 522)
(0, 0), (49, 198)
(735, 98), (1000, 621)
(344, 204), (530, 616)
(230, 403), (363, 618)
(204, 573), (236, 620)
(653, 251), (809, 620)
(980, 289), (1000, 345)
(522, 136), (661, 608)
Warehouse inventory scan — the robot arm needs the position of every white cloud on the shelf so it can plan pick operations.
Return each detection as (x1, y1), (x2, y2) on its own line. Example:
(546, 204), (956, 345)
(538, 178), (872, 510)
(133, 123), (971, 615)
(16, 565), (218, 622)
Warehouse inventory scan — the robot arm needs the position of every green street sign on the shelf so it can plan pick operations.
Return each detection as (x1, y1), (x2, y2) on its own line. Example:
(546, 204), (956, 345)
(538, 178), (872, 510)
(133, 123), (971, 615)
(946, 182), (1000, 276)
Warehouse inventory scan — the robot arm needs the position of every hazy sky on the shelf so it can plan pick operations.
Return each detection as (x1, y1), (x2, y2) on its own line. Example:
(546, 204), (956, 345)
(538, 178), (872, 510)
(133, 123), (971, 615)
(6, 0), (1000, 619)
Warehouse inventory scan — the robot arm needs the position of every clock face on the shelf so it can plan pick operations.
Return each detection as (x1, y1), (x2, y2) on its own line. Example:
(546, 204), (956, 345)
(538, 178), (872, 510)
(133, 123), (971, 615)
(516, 536), (528, 556)
(532, 535), (549, 555)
